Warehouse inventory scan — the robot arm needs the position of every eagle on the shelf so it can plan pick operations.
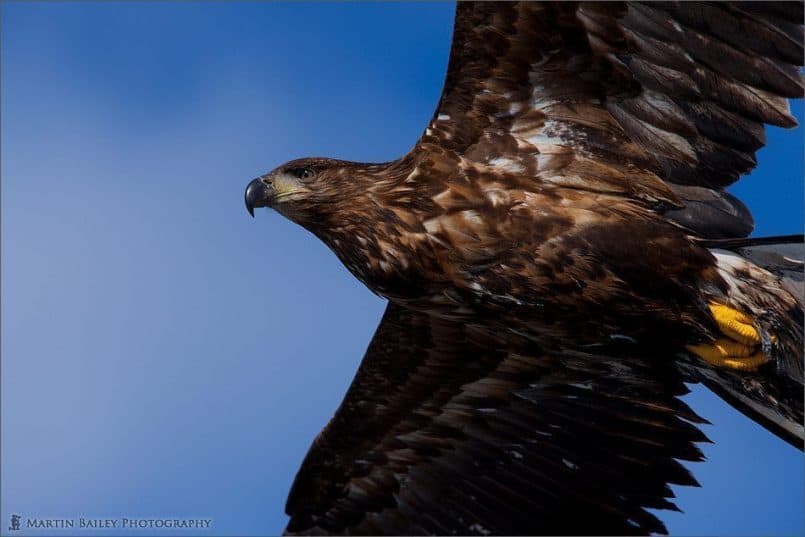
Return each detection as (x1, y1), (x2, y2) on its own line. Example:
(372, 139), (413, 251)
(245, 3), (804, 535)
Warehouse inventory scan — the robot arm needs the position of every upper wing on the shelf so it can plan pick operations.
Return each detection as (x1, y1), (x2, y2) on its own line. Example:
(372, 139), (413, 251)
(416, 2), (803, 239)
(284, 303), (710, 535)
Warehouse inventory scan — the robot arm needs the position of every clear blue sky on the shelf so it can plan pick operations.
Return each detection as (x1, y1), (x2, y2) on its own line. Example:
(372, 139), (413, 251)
(1, 3), (802, 536)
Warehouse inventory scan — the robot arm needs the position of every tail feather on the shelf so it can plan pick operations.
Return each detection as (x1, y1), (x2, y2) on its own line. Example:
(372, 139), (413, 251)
(733, 239), (804, 310)
(681, 360), (804, 448)
(685, 235), (804, 449)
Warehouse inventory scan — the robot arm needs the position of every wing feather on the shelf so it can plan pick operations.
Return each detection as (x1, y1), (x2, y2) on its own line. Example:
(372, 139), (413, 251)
(284, 304), (710, 535)
(416, 2), (804, 238)
(283, 6), (805, 533)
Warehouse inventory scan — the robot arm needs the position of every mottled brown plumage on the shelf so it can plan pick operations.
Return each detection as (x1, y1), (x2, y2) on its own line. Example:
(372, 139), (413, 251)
(244, 2), (804, 534)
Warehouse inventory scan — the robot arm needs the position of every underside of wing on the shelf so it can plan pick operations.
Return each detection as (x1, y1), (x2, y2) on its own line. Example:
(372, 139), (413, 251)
(416, 2), (803, 239)
(284, 304), (710, 535)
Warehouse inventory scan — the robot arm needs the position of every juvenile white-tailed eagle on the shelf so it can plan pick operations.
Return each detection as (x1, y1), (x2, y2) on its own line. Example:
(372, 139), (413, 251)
(245, 2), (804, 534)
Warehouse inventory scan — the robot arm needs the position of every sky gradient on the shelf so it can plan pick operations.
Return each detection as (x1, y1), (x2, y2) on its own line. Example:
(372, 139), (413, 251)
(2, 3), (803, 536)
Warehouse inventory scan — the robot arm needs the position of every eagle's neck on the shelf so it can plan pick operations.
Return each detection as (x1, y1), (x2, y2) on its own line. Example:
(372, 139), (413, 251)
(305, 155), (450, 301)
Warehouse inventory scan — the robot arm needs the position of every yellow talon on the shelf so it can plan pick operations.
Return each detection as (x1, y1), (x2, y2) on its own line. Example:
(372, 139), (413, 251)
(722, 353), (769, 372)
(687, 338), (755, 364)
(685, 303), (772, 373)
(707, 303), (760, 345)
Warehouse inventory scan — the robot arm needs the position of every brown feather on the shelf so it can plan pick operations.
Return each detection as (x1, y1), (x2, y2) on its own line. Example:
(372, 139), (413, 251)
(248, 3), (805, 534)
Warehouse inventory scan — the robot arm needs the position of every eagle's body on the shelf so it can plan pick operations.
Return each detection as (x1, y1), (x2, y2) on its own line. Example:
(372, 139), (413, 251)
(245, 2), (804, 534)
(298, 155), (718, 351)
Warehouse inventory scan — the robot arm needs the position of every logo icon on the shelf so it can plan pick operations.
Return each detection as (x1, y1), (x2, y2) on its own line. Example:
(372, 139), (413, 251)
(9, 514), (21, 531)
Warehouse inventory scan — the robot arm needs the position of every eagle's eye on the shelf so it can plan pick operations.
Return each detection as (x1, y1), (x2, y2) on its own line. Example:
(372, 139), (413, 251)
(289, 167), (315, 180)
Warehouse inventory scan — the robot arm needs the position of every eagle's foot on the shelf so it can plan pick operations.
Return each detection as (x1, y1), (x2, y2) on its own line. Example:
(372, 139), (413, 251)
(686, 303), (772, 372)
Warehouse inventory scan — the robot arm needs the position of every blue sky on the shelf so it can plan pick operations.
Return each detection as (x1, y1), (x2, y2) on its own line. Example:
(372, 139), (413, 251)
(1, 3), (802, 536)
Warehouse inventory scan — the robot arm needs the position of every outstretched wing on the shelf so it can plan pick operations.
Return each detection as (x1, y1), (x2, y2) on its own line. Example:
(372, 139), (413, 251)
(285, 304), (710, 535)
(416, 2), (803, 239)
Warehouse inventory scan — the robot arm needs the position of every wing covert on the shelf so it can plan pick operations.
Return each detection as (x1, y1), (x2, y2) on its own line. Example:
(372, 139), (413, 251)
(415, 2), (803, 239)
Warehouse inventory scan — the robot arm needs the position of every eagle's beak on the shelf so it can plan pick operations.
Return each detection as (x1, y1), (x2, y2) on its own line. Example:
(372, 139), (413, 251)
(245, 177), (274, 217)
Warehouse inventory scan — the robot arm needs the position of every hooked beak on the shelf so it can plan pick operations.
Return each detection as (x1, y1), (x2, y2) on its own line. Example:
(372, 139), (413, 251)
(244, 177), (274, 217)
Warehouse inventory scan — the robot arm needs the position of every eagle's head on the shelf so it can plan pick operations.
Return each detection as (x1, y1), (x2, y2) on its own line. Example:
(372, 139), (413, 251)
(244, 157), (358, 224)
(245, 155), (439, 298)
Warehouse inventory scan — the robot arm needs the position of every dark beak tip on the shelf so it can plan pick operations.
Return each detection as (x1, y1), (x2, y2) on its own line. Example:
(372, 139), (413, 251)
(245, 177), (271, 218)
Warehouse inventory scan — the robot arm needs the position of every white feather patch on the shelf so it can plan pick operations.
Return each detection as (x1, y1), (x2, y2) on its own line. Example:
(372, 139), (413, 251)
(488, 157), (526, 174)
